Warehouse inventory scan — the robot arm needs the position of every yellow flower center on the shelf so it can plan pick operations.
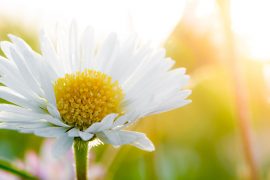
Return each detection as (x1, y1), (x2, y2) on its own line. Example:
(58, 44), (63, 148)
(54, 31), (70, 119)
(54, 70), (124, 129)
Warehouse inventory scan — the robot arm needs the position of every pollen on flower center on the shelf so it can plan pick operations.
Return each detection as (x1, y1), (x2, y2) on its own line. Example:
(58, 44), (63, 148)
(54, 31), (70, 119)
(54, 70), (124, 129)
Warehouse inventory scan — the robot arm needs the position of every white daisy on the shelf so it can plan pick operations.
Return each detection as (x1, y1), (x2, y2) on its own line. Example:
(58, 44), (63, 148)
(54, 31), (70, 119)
(0, 22), (191, 156)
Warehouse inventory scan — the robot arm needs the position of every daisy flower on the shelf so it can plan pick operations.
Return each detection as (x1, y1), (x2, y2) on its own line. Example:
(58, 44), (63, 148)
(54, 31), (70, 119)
(0, 22), (191, 178)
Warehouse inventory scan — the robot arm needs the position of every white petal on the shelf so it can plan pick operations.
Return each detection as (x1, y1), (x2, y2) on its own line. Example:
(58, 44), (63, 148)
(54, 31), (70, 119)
(145, 90), (192, 116)
(37, 60), (57, 106)
(68, 128), (94, 140)
(123, 66), (191, 120)
(3, 42), (42, 96)
(0, 112), (45, 123)
(149, 99), (191, 115)
(69, 21), (79, 72)
(0, 122), (49, 130)
(0, 56), (40, 102)
(55, 23), (71, 73)
(17, 122), (50, 129)
(95, 33), (118, 73)
(131, 133), (155, 151)
(80, 26), (95, 70)
(79, 131), (94, 141)
(8, 35), (44, 92)
(85, 113), (117, 133)
(108, 35), (141, 82)
(121, 48), (167, 91)
(47, 103), (61, 119)
(34, 127), (67, 137)
(0, 86), (39, 109)
(39, 30), (64, 76)
(67, 128), (80, 137)
(0, 104), (39, 115)
(19, 129), (38, 133)
(44, 116), (70, 127)
(52, 134), (74, 157)
(97, 130), (155, 151)
(112, 113), (137, 128)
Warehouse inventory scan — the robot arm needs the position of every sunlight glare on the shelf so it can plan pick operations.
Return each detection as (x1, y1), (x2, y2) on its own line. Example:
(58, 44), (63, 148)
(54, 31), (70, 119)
(0, 0), (187, 44)
(230, 0), (270, 61)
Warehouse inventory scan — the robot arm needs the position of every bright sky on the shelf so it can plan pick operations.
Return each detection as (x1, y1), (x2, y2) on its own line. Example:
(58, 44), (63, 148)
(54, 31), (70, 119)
(0, 0), (187, 44)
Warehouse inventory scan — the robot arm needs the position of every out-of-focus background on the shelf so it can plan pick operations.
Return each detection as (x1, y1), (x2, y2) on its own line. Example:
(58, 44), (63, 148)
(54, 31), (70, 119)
(1, 0), (270, 179)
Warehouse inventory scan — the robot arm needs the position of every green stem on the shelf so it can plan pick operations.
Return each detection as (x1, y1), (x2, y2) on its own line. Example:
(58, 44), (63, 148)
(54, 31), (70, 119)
(73, 137), (89, 180)
(0, 158), (38, 179)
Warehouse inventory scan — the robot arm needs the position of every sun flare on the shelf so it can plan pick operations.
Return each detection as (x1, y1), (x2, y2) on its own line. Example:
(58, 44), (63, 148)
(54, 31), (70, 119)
(230, 0), (270, 61)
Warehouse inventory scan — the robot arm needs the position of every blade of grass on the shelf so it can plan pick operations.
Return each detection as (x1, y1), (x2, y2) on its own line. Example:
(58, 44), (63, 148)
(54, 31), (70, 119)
(0, 158), (38, 179)
(217, 0), (259, 179)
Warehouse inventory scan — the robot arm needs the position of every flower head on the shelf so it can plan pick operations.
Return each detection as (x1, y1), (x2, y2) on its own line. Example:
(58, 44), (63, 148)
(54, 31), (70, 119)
(0, 22), (191, 156)
(54, 70), (124, 129)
